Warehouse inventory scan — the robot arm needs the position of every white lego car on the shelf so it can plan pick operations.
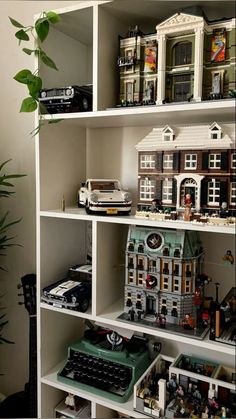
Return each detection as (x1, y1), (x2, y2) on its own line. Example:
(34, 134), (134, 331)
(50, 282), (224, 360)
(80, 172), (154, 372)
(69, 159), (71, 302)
(78, 179), (132, 215)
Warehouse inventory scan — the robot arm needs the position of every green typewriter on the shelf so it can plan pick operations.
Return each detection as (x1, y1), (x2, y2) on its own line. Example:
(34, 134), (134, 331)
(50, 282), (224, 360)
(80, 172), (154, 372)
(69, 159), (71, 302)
(57, 328), (151, 403)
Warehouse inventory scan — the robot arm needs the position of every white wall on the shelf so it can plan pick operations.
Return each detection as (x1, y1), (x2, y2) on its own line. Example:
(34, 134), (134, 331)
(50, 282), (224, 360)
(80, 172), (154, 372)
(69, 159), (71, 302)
(0, 0), (80, 397)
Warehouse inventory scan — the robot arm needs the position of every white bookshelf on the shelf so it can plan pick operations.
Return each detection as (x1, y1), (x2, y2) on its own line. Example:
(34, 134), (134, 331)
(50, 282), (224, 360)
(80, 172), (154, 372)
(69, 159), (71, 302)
(36, 1), (236, 418)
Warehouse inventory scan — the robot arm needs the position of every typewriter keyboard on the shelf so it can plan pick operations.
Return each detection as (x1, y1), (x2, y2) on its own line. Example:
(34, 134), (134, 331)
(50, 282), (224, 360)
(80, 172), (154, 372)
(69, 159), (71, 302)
(59, 350), (133, 397)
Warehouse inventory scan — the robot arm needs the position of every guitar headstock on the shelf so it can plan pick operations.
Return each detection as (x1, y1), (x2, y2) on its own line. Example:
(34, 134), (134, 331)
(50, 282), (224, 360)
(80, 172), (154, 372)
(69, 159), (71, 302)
(18, 274), (36, 316)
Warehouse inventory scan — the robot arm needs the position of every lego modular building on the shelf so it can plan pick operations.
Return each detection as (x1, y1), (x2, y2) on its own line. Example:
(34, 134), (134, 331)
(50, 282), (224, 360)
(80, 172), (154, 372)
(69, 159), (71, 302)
(123, 226), (204, 327)
(118, 8), (235, 104)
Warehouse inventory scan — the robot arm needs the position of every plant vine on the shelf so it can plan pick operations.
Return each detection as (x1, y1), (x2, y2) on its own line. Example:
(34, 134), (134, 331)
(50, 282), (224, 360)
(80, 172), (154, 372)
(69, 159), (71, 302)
(9, 11), (61, 135)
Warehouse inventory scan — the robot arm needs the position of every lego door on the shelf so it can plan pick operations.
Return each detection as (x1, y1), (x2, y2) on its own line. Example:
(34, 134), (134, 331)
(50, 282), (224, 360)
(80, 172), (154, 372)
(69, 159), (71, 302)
(218, 386), (230, 405)
(146, 295), (156, 315)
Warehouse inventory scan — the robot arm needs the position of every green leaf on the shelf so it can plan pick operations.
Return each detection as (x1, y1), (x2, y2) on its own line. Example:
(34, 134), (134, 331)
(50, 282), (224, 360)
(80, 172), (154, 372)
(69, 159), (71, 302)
(22, 48), (34, 55)
(48, 118), (63, 124)
(46, 11), (61, 24)
(14, 69), (32, 85)
(20, 97), (38, 113)
(39, 102), (48, 114)
(15, 29), (29, 41)
(35, 19), (49, 42)
(40, 53), (58, 70)
(0, 337), (14, 344)
(9, 17), (25, 28)
(0, 160), (12, 172)
(27, 76), (42, 99)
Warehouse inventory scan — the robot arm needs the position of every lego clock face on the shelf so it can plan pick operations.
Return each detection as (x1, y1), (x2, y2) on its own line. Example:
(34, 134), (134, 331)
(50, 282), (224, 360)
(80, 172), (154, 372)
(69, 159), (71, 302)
(146, 232), (163, 250)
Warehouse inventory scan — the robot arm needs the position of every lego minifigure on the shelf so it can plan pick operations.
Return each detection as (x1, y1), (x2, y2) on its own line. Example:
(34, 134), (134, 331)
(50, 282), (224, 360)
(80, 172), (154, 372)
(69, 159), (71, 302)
(183, 193), (193, 221)
(221, 407), (226, 418)
(157, 314), (166, 328)
(219, 201), (229, 218)
(181, 313), (195, 330)
(222, 249), (234, 265)
(175, 385), (185, 397)
(128, 307), (136, 321)
(65, 393), (75, 410)
(150, 198), (162, 213)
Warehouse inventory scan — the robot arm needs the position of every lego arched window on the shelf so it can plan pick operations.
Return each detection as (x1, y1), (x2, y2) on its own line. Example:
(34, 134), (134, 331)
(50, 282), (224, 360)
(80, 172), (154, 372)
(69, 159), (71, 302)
(128, 241), (135, 252)
(209, 122), (222, 140)
(174, 248), (180, 258)
(138, 243), (144, 253)
(163, 247), (170, 256)
(174, 41), (192, 66)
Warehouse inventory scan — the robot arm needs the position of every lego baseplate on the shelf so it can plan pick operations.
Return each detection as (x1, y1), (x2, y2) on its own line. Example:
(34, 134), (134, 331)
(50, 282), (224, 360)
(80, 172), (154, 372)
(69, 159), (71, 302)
(117, 313), (209, 340)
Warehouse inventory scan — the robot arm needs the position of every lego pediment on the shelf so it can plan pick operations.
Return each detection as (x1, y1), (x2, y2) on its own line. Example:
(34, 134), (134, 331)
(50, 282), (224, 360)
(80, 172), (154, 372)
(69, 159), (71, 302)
(156, 13), (204, 29)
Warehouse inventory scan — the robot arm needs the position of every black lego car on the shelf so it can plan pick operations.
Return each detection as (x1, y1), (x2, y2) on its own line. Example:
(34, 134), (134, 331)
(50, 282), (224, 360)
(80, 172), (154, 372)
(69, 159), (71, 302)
(41, 264), (92, 312)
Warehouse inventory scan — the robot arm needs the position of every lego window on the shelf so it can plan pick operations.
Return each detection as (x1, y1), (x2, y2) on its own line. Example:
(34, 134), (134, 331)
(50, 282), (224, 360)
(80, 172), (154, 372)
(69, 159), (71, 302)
(173, 74), (191, 102)
(174, 41), (192, 66)
(162, 277), (168, 290)
(163, 262), (169, 274)
(128, 271), (134, 284)
(230, 182), (236, 205)
(140, 178), (155, 201)
(173, 279), (179, 292)
(137, 257), (144, 270)
(171, 306), (178, 317)
(173, 264), (179, 275)
(128, 256), (134, 268)
(207, 179), (220, 206)
(163, 154), (173, 169)
(138, 273), (144, 285)
(209, 153), (221, 169)
(149, 259), (157, 272)
(140, 154), (156, 169)
(231, 153), (236, 169)
(210, 125), (222, 140)
(185, 279), (191, 293)
(126, 292), (132, 307)
(138, 243), (144, 253)
(162, 179), (173, 203)
(185, 154), (197, 169)
(161, 301), (167, 315)
(185, 265), (191, 277)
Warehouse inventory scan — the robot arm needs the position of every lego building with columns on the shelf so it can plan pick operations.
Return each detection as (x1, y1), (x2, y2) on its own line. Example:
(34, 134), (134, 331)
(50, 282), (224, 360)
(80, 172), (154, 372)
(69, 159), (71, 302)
(118, 10), (235, 104)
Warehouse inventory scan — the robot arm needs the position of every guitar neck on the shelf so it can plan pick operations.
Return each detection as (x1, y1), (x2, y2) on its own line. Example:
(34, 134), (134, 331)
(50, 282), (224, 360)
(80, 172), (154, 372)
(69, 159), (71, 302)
(29, 315), (37, 418)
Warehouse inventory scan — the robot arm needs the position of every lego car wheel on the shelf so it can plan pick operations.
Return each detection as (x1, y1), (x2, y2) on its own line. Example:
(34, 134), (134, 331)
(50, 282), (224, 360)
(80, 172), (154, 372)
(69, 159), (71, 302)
(80, 298), (89, 312)
(85, 202), (92, 214)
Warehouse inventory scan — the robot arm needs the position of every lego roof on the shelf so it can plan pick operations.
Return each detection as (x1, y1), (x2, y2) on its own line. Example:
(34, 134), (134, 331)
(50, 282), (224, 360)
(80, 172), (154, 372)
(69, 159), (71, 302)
(135, 122), (235, 151)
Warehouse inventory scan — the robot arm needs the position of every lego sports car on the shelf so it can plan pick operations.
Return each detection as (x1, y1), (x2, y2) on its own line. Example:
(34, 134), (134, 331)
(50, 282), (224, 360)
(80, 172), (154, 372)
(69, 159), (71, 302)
(41, 264), (92, 312)
(78, 179), (132, 215)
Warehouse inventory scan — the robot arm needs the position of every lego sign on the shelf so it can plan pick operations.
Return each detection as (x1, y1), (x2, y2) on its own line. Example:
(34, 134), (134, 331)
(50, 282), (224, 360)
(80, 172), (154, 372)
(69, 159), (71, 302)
(144, 45), (157, 72)
(211, 28), (226, 62)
